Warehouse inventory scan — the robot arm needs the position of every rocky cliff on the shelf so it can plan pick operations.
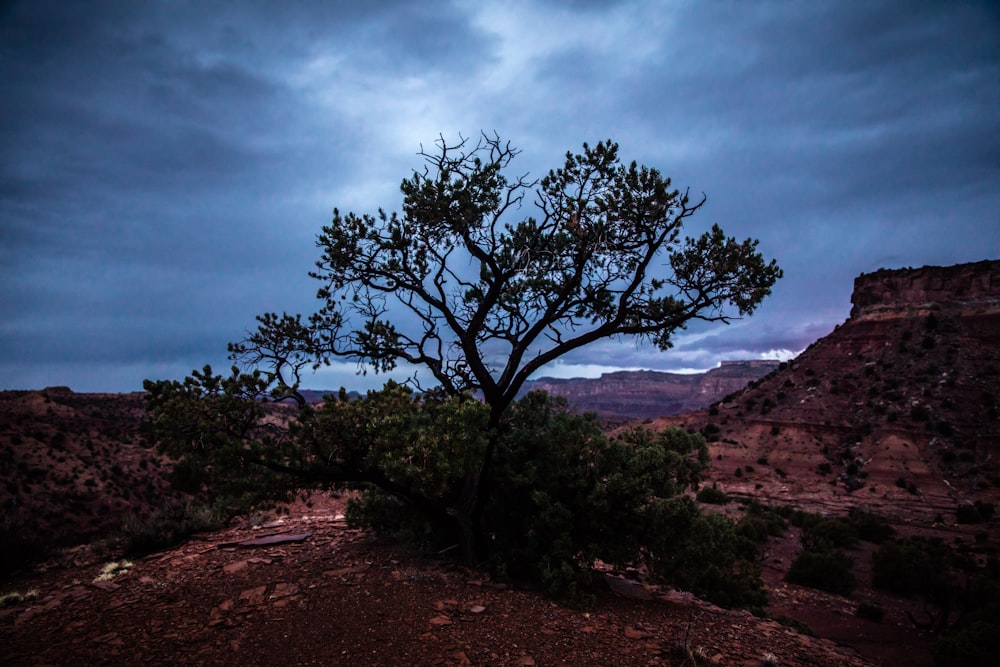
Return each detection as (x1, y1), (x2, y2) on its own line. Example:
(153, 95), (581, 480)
(851, 259), (1000, 318)
(521, 360), (779, 421)
(654, 259), (1000, 522)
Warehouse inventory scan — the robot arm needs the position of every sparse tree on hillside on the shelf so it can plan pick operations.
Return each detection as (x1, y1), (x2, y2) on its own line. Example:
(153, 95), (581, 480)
(145, 133), (781, 564)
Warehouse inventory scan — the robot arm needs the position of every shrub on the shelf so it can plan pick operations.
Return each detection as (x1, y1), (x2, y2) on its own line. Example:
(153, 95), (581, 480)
(872, 538), (952, 601)
(786, 549), (856, 595)
(801, 517), (858, 551)
(736, 515), (772, 543)
(848, 509), (896, 544)
(934, 571), (1000, 666)
(701, 423), (721, 442)
(486, 396), (719, 602)
(645, 501), (767, 609)
(696, 485), (730, 505)
(121, 499), (223, 556)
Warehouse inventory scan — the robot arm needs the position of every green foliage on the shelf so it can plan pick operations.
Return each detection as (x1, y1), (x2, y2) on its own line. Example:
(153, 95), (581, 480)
(741, 501), (789, 538)
(801, 516), (858, 552)
(696, 484), (730, 505)
(145, 208), (779, 605)
(848, 508), (896, 544)
(142, 365), (299, 515)
(148, 378), (765, 606)
(935, 620), (1000, 666)
(645, 500), (767, 608)
(935, 570), (1000, 666)
(485, 393), (716, 600)
(147, 135), (780, 583)
(228, 134), (781, 425)
(120, 498), (224, 556)
(782, 508), (893, 552)
(785, 549), (856, 595)
(872, 537), (952, 601)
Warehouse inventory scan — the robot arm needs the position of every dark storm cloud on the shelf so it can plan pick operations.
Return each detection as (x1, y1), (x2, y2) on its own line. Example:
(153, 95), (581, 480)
(1, 0), (997, 392)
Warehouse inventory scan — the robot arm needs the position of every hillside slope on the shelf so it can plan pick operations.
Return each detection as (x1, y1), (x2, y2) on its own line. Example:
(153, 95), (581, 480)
(656, 259), (1000, 522)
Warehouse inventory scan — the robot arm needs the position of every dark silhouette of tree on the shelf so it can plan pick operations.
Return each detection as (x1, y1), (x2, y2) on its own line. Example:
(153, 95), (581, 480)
(147, 133), (781, 563)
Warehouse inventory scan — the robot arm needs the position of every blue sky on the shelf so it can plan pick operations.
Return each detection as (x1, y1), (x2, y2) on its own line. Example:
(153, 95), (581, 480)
(2, 1), (998, 392)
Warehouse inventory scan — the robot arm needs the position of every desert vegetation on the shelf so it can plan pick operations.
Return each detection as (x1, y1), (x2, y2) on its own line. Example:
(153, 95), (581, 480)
(142, 134), (780, 605)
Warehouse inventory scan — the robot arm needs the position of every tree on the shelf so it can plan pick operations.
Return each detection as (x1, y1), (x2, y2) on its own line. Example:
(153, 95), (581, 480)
(146, 133), (781, 563)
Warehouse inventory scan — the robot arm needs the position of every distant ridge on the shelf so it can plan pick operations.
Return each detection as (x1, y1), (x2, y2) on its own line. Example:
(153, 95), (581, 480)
(519, 361), (780, 421)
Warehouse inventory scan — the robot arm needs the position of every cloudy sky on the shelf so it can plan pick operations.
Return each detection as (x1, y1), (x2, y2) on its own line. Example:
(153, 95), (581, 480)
(2, 1), (998, 393)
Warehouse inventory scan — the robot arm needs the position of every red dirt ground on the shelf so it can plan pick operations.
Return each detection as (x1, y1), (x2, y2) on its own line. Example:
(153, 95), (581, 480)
(3, 495), (881, 667)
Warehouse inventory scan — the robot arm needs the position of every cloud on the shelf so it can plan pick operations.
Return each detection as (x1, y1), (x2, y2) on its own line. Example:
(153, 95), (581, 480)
(1, 0), (997, 392)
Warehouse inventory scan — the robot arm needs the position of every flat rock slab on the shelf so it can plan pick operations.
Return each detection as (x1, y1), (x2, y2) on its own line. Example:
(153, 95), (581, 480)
(236, 533), (311, 548)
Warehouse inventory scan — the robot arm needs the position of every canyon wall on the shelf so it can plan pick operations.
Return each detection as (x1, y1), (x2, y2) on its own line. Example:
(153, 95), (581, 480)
(521, 360), (779, 420)
(851, 259), (1000, 318)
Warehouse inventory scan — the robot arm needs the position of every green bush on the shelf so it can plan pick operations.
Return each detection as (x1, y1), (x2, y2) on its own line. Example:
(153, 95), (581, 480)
(736, 515), (772, 543)
(121, 499), (224, 556)
(872, 538), (952, 601)
(696, 484), (730, 505)
(644, 498), (766, 608)
(802, 516), (858, 551)
(150, 379), (767, 608)
(848, 508), (896, 544)
(486, 393), (725, 602)
(935, 571), (1000, 666)
(785, 549), (856, 595)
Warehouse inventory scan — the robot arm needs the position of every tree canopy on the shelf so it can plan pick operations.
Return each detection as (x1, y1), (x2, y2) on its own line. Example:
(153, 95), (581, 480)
(144, 133), (781, 581)
(228, 133), (781, 422)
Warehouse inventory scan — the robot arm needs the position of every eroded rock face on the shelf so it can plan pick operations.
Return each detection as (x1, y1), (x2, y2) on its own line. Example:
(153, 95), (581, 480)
(654, 259), (1000, 522)
(851, 259), (1000, 318)
(521, 361), (779, 421)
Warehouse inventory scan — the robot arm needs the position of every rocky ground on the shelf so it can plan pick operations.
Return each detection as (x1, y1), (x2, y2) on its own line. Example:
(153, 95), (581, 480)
(2, 495), (880, 667)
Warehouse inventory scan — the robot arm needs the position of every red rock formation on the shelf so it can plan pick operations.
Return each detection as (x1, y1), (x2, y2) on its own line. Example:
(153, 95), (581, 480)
(851, 259), (1000, 317)
(653, 259), (1000, 522)
(522, 361), (779, 421)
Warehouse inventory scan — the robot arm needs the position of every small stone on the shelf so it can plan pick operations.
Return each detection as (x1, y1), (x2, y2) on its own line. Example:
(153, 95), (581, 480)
(223, 560), (248, 574)
(236, 533), (310, 548)
(516, 657), (536, 666)
(239, 585), (268, 605)
(270, 582), (300, 600)
(624, 625), (649, 640)
(468, 605), (486, 614)
(429, 615), (452, 626)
